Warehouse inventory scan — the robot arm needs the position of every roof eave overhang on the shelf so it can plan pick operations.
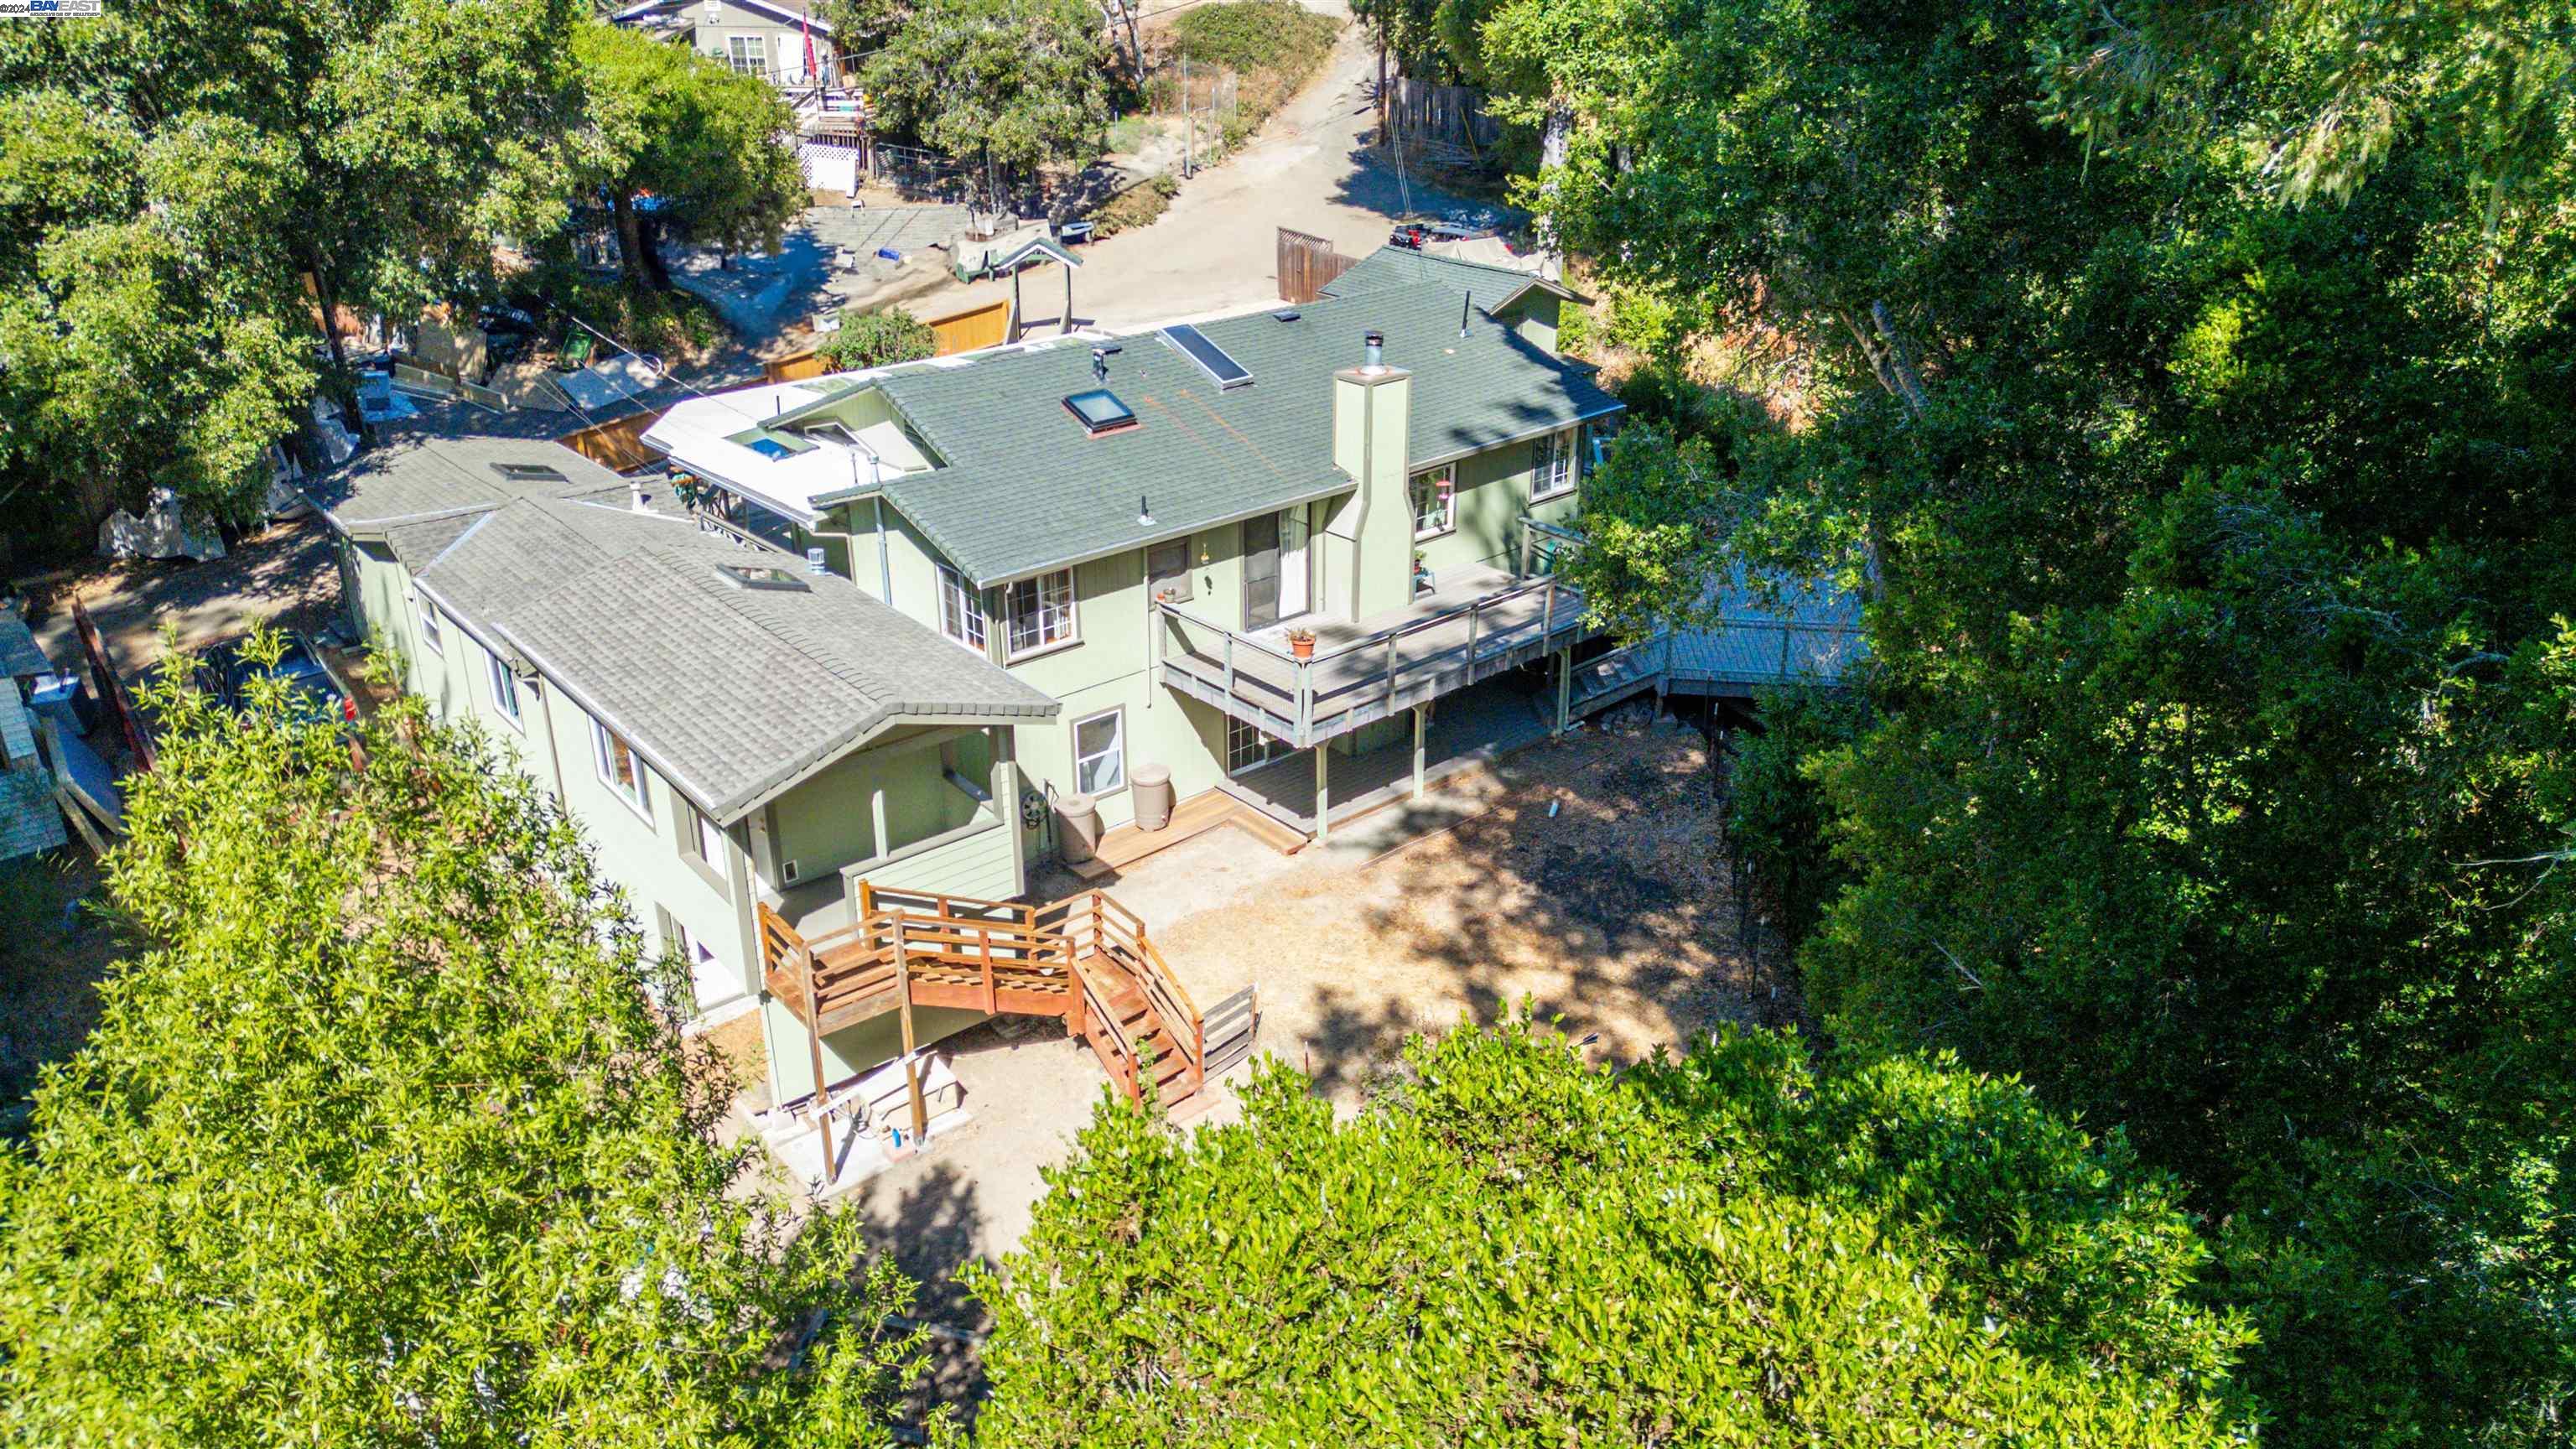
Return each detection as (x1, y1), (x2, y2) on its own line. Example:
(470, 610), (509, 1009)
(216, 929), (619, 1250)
(1408, 397), (1627, 474)
(711, 702), (1062, 826)
(952, 475), (1358, 589)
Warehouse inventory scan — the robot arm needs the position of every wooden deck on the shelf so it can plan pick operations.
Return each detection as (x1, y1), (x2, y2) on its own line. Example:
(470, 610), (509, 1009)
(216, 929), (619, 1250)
(1156, 564), (1595, 749)
(758, 885), (1230, 1152)
(1065, 785), (1307, 881)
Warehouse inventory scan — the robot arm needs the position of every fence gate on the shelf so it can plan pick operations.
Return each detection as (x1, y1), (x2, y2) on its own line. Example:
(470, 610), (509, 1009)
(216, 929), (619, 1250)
(1276, 227), (1358, 304)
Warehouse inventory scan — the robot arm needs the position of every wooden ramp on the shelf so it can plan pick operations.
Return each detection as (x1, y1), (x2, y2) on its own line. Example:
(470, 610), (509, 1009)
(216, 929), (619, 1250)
(759, 886), (1239, 1150)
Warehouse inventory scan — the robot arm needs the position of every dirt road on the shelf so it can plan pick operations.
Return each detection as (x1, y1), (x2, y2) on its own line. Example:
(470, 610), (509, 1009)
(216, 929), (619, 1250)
(890, 24), (1483, 333)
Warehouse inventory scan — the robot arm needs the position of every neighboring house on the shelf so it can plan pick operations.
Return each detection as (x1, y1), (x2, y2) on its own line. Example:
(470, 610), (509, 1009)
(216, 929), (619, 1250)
(610, 0), (870, 185)
(643, 247), (1623, 862)
(308, 437), (1062, 1107)
(0, 605), (70, 862)
(611, 0), (844, 88)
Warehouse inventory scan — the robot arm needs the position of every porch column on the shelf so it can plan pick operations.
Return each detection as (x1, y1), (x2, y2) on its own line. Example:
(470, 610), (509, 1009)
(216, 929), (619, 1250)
(1554, 647), (1573, 735)
(1411, 704), (1428, 801)
(989, 726), (1026, 900)
(1313, 744), (1332, 843)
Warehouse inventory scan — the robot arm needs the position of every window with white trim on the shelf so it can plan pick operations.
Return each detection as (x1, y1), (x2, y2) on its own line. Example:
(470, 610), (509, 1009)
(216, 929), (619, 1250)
(1072, 708), (1125, 796)
(937, 566), (988, 652)
(725, 34), (767, 76)
(485, 649), (522, 729)
(1410, 465), (1456, 539)
(1005, 568), (1078, 657)
(683, 800), (726, 869)
(1531, 428), (1577, 501)
(1226, 715), (1284, 775)
(592, 718), (652, 820)
(418, 595), (444, 654)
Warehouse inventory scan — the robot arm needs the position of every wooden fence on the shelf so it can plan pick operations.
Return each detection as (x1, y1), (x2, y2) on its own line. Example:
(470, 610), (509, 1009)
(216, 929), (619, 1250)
(558, 412), (662, 472)
(761, 298), (1017, 383)
(1277, 228), (1358, 304)
(1384, 77), (1504, 153)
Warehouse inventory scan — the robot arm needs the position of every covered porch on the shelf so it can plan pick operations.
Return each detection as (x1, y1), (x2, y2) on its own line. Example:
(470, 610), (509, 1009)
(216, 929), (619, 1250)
(1218, 673), (1561, 839)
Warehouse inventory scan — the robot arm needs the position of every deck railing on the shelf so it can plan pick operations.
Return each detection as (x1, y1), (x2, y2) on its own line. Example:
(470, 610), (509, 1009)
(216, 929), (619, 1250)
(1155, 573), (1585, 747)
(758, 886), (1207, 1107)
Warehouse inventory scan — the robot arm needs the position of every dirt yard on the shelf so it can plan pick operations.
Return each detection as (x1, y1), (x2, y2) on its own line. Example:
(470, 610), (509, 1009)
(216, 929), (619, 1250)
(1155, 714), (1800, 1099)
(18, 517), (344, 673)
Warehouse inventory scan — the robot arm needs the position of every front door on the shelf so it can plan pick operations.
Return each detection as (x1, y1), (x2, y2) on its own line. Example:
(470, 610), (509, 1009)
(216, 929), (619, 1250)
(1242, 512), (1281, 629)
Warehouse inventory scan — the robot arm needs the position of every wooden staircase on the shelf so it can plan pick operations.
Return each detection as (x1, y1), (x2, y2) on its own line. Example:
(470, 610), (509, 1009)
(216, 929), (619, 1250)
(757, 885), (1229, 1133)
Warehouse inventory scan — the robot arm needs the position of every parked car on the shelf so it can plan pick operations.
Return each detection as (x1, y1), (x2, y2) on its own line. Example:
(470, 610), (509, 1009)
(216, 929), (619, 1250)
(1389, 222), (1431, 250)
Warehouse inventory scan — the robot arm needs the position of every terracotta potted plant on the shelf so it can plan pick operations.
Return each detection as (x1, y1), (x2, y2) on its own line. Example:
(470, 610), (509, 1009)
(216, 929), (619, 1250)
(1286, 626), (1317, 661)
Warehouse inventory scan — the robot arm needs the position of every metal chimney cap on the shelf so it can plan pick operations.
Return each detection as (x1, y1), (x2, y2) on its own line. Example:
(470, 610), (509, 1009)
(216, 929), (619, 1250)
(1362, 330), (1385, 372)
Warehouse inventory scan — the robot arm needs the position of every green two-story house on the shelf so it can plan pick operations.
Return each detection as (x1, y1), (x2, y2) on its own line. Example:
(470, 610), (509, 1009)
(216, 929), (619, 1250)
(310, 436), (1063, 1114)
(644, 247), (1623, 854)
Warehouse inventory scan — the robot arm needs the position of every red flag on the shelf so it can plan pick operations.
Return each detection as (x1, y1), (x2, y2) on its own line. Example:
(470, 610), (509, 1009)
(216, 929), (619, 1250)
(802, 11), (818, 84)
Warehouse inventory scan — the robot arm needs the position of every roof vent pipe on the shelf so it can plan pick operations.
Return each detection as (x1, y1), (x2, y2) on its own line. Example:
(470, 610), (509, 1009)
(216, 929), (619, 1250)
(1459, 293), (1472, 337)
(1363, 330), (1384, 372)
(805, 546), (828, 575)
(630, 480), (652, 514)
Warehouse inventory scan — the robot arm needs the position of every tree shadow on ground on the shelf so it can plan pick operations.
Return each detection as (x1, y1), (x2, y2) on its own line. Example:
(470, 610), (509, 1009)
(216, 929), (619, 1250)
(1275, 720), (1807, 1102)
(853, 1156), (997, 1425)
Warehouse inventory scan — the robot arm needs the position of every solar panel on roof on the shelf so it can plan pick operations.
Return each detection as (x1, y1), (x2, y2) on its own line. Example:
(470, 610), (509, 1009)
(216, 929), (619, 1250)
(1161, 323), (1253, 390)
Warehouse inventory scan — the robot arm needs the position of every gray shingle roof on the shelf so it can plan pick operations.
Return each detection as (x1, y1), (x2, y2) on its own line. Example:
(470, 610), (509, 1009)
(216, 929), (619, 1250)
(1321, 245), (1578, 313)
(853, 262), (1620, 586)
(0, 603), (54, 682)
(309, 434), (633, 531)
(319, 438), (1056, 823)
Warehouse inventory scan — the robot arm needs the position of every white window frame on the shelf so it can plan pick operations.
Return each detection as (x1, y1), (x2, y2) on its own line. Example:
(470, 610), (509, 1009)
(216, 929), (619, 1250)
(417, 594), (444, 655)
(1226, 715), (1284, 776)
(1531, 428), (1578, 501)
(1071, 707), (1126, 797)
(1004, 568), (1079, 660)
(725, 34), (767, 76)
(591, 717), (654, 823)
(693, 803), (726, 867)
(484, 649), (523, 730)
(1411, 465), (1457, 540)
(937, 565), (988, 654)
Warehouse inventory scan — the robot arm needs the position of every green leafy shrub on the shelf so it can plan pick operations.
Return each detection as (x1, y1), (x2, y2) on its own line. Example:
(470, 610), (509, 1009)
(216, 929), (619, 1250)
(1088, 173), (1177, 238)
(1727, 685), (1866, 945)
(1170, 0), (1337, 75)
(814, 306), (938, 369)
(0, 631), (922, 1444)
(969, 1016), (2253, 1445)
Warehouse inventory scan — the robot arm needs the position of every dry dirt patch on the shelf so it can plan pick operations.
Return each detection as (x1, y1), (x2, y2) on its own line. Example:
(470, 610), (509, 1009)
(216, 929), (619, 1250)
(1156, 719), (1801, 1100)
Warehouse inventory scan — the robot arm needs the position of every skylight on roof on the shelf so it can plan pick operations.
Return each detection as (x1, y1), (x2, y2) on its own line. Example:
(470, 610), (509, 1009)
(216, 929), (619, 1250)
(1063, 389), (1138, 434)
(714, 562), (811, 592)
(490, 462), (566, 482)
(745, 437), (796, 460)
(1162, 323), (1253, 389)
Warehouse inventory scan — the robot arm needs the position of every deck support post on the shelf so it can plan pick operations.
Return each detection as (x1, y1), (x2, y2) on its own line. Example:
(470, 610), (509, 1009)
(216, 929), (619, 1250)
(800, 943), (834, 1176)
(1313, 744), (1332, 843)
(894, 910), (929, 1143)
(1554, 647), (1572, 735)
(1411, 704), (1427, 801)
